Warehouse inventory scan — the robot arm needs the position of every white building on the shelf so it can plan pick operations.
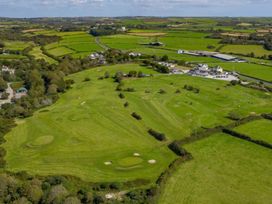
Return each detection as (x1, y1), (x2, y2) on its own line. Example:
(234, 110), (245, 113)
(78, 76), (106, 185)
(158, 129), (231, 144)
(1, 66), (15, 75)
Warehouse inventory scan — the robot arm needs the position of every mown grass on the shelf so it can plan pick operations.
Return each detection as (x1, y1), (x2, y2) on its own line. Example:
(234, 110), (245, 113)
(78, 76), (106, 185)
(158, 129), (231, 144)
(159, 133), (272, 204)
(3, 64), (176, 183)
(0, 54), (26, 60)
(3, 63), (272, 184)
(221, 44), (272, 57)
(209, 62), (272, 82)
(234, 119), (272, 144)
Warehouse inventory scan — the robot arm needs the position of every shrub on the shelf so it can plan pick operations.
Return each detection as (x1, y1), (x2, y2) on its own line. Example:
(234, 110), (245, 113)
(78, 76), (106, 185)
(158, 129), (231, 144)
(131, 112), (142, 120)
(97, 76), (104, 80)
(104, 71), (110, 79)
(158, 89), (166, 94)
(148, 129), (166, 141)
(175, 89), (181, 94)
(124, 102), (129, 107)
(119, 93), (125, 99)
(83, 77), (90, 82)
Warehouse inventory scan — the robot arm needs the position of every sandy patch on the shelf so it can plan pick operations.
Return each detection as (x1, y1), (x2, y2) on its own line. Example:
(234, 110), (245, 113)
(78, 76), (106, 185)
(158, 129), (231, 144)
(133, 153), (140, 157)
(148, 159), (156, 164)
(104, 161), (112, 165)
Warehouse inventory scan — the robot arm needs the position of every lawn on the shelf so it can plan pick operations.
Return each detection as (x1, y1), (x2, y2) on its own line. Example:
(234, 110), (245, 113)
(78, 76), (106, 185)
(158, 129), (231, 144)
(2, 63), (272, 184)
(209, 62), (272, 82)
(29, 46), (57, 64)
(234, 119), (272, 144)
(221, 44), (272, 57)
(159, 133), (272, 204)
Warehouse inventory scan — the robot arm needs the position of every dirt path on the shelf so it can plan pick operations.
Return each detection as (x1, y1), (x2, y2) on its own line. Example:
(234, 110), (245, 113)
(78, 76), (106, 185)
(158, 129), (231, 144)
(95, 37), (110, 50)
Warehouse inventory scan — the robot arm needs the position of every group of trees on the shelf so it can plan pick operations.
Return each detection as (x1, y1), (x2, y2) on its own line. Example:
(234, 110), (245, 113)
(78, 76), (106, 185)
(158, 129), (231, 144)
(142, 60), (170, 73)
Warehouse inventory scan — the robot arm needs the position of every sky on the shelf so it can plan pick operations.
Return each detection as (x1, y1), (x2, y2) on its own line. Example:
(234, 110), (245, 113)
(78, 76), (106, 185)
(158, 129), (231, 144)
(0, 0), (271, 18)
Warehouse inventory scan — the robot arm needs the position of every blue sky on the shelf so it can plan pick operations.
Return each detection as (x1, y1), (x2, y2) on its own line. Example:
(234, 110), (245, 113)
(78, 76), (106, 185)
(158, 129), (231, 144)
(0, 0), (271, 18)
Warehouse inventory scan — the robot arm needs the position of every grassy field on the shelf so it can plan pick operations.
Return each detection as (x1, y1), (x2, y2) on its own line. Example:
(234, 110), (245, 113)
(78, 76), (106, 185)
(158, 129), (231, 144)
(209, 62), (272, 82)
(29, 46), (57, 64)
(159, 133), (272, 204)
(100, 31), (221, 52)
(42, 31), (102, 58)
(0, 54), (26, 60)
(4, 41), (33, 51)
(2, 63), (272, 185)
(234, 119), (272, 144)
(221, 44), (272, 57)
(3, 64), (176, 183)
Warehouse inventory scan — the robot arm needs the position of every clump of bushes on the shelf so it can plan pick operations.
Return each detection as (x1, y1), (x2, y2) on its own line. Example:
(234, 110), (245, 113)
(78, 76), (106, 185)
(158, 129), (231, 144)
(175, 89), (181, 94)
(183, 85), (200, 93)
(148, 129), (166, 141)
(131, 112), (142, 120)
(124, 87), (135, 92)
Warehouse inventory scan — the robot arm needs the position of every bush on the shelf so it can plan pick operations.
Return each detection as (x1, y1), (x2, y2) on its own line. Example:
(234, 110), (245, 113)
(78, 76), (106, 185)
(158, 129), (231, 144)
(131, 112), (142, 120)
(158, 89), (166, 94)
(119, 93), (125, 99)
(124, 102), (129, 107)
(104, 71), (110, 79)
(175, 89), (181, 94)
(83, 77), (90, 82)
(148, 129), (166, 141)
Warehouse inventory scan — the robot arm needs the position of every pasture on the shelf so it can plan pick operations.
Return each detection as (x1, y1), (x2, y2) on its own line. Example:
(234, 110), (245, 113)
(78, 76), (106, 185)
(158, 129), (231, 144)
(159, 133), (272, 204)
(234, 119), (272, 144)
(209, 62), (272, 82)
(221, 44), (272, 57)
(29, 46), (57, 64)
(3, 41), (33, 51)
(42, 31), (102, 58)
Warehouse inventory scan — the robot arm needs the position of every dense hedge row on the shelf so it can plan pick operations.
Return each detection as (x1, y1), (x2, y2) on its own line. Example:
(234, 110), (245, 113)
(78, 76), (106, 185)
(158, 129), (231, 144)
(148, 129), (166, 141)
(262, 113), (272, 120)
(131, 112), (142, 120)
(223, 128), (272, 149)
(168, 141), (190, 156)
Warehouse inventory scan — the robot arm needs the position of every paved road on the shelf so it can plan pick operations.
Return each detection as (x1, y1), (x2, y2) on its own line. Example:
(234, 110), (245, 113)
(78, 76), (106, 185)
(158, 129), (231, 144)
(95, 37), (109, 50)
(0, 83), (14, 106)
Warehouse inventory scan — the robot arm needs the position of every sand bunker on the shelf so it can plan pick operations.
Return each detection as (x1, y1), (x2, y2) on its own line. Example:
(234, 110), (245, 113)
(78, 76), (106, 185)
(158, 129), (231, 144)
(148, 159), (156, 164)
(133, 153), (140, 157)
(104, 161), (112, 165)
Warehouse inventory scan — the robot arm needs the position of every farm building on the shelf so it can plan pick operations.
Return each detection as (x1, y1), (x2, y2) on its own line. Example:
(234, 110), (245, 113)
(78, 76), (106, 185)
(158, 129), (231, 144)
(15, 87), (28, 99)
(212, 54), (237, 61)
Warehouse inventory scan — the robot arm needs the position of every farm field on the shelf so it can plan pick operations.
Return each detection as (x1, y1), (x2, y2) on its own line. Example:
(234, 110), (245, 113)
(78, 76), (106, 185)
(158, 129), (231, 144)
(100, 31), (221, 52)
(234, 119), (272, 144)
(0, 54), (26, 59)
(209, 62), (272, 82)
(43, 31), (102, 58)
(159, 133), (272, 204)
(3, 40), (33, 51)
(3, 63), (272, 184)
(221, 44), (272, 57)
(29, 46), (57, 64)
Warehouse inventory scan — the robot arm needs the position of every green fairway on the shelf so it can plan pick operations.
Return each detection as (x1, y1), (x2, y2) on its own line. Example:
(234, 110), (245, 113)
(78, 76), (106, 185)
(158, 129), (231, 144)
(29, 46), (57, 64)
(159, 133), (272, 204)
(2, 64), (176, 183)
(234, 119), (272, 144)
(2, 63), (272, 185)
(221, 44), (272, 58)
(209, 62), (272, 82)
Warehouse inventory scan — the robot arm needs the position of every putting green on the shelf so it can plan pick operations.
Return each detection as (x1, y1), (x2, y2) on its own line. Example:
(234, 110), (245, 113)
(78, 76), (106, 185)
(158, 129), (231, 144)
(28, 135), (54, 147)
(118, 157), (143, 167)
